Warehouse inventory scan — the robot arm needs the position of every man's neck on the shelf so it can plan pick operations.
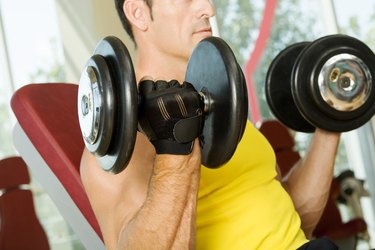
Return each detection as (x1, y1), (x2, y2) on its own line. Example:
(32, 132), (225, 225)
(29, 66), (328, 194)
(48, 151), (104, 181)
(134, 45), (188, 84)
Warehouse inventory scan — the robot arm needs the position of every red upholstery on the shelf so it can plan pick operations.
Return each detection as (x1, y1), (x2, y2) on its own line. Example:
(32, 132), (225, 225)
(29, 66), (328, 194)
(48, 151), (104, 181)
(10, 83), (102, 240)
(0, 156), (49, 250)
(258, 120), (294, 151)
(0, 157), (30, 188)
(274, 150), (301, 176)
(258, 120), (300, 176)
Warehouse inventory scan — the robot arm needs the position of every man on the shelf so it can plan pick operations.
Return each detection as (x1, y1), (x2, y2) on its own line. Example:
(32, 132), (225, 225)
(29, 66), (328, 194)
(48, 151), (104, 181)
(80, 0), (340, 249)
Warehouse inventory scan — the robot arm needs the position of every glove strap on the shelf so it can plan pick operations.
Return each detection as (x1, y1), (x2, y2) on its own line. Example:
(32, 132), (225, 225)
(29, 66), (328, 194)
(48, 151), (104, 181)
(152, 114), (202, 155)
(153, 140), (194, 155)
(173, 114), (203, 143)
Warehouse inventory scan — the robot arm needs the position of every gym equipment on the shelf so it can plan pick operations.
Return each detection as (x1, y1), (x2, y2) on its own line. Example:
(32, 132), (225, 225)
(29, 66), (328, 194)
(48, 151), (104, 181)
(185, 37), (248, 168)
(78, 37), (138, 173)
(0, 157), (50, 250)
(78, 36), (248, 173)
(266, 34), (375, 132)
(336, 170), (370, 217)
(11, 83), (104, 249)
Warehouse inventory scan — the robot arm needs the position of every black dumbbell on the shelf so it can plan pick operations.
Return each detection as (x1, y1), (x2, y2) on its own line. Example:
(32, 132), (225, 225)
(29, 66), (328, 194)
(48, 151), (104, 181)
(77, 36), (248, 174)
(265, 34), (375, 133)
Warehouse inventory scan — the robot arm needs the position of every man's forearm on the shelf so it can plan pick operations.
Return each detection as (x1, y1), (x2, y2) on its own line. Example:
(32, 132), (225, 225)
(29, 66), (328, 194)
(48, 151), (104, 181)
(117, 152), (200, 249)
(283, 129), (340, 237)
(172, 166), (199, 250)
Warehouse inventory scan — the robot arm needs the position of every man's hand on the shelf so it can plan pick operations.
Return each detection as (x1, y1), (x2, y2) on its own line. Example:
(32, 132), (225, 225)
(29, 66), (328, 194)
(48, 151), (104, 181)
(138, 79), (203, 155)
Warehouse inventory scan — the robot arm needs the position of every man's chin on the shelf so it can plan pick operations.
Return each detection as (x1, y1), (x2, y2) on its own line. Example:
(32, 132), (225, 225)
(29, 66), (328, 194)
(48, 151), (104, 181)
(192, 34), (213, 49)
(194, 32), (213, 42)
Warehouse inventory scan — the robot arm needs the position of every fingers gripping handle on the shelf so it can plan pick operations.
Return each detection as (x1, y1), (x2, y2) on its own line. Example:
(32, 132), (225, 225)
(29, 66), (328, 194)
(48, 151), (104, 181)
(138, 80), (204, 155)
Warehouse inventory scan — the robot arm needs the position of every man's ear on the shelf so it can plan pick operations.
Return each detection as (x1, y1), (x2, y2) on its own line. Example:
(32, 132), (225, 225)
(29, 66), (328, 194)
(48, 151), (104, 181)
(124, 0), (151, 31)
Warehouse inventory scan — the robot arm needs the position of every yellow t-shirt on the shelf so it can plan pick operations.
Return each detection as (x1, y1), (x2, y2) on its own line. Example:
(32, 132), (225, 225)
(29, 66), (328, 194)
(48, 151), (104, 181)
(197, 121), (308, 249)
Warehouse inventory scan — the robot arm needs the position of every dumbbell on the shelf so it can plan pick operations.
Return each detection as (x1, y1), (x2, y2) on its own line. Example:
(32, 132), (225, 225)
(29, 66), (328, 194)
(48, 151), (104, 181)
(77, 36), (248, 174)
(265, 34), (375, 133)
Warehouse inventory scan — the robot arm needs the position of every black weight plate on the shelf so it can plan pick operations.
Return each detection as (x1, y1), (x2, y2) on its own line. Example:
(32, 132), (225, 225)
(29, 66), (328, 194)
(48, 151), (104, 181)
(94, 36), (137, 173)
(238, 63), (249, 141)
(265, 42), (315, 133)
(79, 54), (115, 156)
(293, 34), (375, 132)
(185, 37), (248, 168)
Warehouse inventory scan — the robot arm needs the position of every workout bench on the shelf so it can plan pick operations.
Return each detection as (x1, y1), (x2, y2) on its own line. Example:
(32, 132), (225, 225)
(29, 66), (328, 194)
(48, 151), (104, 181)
(11, 83), (104, 249)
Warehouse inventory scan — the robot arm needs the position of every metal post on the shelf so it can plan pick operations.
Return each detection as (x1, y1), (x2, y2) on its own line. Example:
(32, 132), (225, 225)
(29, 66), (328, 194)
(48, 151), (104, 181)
(0, 2), (15, 94)
(319, 0), (340, 34)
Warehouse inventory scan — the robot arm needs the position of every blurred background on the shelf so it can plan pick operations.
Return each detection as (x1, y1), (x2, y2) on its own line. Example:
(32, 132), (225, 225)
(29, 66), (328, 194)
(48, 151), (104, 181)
(1, 0), (375, 249)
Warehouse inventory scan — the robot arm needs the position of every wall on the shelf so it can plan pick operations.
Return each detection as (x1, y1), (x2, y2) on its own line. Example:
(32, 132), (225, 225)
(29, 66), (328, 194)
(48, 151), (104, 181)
(55, 0), (135, 83)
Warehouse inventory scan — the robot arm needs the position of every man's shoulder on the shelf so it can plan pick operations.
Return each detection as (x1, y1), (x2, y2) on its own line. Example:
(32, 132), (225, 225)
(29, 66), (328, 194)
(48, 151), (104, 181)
(80, 132), (154, 189)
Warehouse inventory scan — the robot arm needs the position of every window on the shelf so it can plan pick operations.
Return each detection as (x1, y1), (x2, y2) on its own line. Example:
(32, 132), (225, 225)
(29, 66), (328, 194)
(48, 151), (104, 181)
(0, 0), (83, 248)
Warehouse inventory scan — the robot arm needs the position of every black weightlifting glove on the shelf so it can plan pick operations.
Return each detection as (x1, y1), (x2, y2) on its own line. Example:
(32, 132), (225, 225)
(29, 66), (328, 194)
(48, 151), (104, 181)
(138, 79), (203, 155)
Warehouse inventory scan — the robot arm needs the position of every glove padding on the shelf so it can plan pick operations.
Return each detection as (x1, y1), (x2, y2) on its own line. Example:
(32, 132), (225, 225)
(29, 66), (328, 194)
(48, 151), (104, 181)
(138, 79), (203, 155)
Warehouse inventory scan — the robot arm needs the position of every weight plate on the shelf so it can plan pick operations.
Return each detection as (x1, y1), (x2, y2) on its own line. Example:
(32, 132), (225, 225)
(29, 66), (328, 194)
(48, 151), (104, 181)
(293, 34), (375, 132)
(238, 63), (249, 141)
(93, 36), (137, 173)
(78, 54), (114, 156)
(265, 42), (315, 132)
(185, 37), (248, 168)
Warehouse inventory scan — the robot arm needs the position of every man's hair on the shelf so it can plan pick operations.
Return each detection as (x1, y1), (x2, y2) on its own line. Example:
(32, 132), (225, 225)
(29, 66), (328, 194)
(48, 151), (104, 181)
(114, 0), (153, 42)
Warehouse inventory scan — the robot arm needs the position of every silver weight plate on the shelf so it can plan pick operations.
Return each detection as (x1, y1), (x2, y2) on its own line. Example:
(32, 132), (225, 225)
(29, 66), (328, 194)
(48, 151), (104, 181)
(318, 53), (372, 112)
(78, 54), (115, 156)
(78, 66), (102, 146)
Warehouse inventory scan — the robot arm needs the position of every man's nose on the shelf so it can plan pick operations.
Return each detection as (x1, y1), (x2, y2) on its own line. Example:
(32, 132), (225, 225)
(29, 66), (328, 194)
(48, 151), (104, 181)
(196, 0), (216, 19)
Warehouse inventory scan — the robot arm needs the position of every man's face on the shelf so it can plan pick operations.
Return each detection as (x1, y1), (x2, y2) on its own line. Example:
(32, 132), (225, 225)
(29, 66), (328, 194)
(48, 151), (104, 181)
(147, 0), (215, 60)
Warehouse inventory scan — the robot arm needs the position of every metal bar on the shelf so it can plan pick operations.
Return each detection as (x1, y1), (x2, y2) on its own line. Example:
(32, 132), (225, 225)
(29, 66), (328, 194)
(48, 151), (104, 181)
(0, 2), (15, 94)
(319, 0), (340, 34)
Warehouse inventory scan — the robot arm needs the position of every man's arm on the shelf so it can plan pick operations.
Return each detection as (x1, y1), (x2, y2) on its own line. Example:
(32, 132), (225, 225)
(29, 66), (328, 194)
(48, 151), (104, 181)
(80, 134), (201, 250)
(281, 129), (340, 238)
(116, 79), (203, 248)
(81, 79), (203, 249)
(117, 143), (201, 250)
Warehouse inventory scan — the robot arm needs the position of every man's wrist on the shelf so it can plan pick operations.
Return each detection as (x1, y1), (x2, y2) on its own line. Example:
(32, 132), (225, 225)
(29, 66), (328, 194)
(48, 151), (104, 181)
(152, 140), (194, 155)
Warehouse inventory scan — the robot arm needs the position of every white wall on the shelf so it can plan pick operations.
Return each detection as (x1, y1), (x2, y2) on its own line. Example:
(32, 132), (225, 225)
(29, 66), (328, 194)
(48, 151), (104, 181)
(55, 0), (135, 83)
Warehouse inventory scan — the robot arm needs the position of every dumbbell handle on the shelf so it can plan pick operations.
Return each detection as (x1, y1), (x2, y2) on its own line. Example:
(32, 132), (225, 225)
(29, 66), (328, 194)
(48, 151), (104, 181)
(199, 87), (213, 115)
